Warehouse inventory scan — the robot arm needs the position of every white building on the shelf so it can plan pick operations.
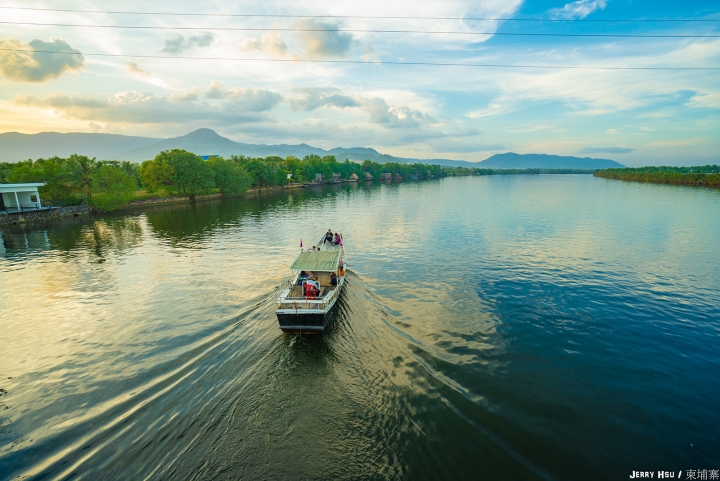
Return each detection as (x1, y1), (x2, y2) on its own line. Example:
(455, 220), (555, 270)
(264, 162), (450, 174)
(0, 183), (46, 213)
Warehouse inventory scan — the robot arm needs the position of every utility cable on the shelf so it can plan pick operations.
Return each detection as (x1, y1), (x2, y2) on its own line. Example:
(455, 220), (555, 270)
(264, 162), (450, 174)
(1, 6), (718, 22)
(0, 21), (718, 38)
(2, 48), (718, 70)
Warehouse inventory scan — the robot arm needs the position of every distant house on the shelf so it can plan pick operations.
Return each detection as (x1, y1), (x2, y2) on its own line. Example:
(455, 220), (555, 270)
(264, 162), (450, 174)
(331, 173), (343, 183)
(314, 173), (326, 183)
(394, 173), (403, 181)
(380, 173), (392, 181)
(364, 172), (374, 180)
(0, 183), (46, 213)
(348, 173), (359, 182)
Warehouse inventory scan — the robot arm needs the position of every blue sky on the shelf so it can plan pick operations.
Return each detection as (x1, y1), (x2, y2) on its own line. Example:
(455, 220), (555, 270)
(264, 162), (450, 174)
(0, 0), (718, 165)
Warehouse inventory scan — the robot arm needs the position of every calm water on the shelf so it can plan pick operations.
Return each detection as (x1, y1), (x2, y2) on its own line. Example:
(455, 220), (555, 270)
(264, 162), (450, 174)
(1, 175), (719, 480)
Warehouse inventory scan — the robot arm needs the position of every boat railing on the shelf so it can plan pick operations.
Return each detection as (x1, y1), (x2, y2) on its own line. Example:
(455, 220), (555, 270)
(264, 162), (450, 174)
(276, 281), (341, 310)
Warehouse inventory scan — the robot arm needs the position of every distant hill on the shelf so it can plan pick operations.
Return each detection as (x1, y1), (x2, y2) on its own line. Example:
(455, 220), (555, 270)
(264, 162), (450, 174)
(0, 129), (624, 169)
(0, 131), (160, 162)
(479, 152), (624, 169)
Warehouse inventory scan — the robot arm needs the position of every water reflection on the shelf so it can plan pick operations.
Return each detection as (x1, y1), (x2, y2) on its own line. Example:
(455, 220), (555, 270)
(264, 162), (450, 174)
(1, 176), (719, 480)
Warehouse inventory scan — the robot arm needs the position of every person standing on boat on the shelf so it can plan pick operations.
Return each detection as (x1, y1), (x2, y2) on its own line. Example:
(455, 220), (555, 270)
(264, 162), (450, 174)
(338, 264), (345, 281)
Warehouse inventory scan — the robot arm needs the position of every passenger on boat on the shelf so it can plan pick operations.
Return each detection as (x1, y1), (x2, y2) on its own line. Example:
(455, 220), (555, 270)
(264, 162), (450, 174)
(332, 233), (341, 245)
(330, 272), (338, 286)
(338, 265), (345, 280)
(298, 271), (308, 285)
(311, 245), (317, 251)
(304, 278), (320, 297)
(324, 229), (334, 244)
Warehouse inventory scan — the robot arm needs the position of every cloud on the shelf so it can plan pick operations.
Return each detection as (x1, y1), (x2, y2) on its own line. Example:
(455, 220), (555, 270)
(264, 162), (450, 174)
(580, 146), (636, 154)
(295, 19), (355, 58)
(359, 98), (437, 128)
(430, 142), (508, 153)
(549, 0), (607, 19)
(12, 89), (280, 124)
(238, 32), (288, 58)
(170, 87), (203, 103)
(161, 33), (216, 54)
(203, 81), (283, 110)
(0, 37), (85, 82)
(287, 88), (358, 111)
(125, 62), (150, 77)
(686, 91), (720, 109)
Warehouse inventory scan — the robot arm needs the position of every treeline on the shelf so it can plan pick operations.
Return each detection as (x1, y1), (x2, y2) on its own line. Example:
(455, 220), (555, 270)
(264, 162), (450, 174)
(0, 155), (140, 212)
(0, 148), (607, 213)
(594, 165), (720, 187)
(0, 150), (472, 212)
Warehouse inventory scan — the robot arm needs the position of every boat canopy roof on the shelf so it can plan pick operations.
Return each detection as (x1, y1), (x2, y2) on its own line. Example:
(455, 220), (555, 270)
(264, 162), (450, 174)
(290, 250), (340, 272)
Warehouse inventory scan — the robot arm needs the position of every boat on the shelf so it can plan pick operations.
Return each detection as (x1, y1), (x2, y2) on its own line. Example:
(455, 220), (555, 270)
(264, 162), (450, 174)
(275, 233), (346, 333)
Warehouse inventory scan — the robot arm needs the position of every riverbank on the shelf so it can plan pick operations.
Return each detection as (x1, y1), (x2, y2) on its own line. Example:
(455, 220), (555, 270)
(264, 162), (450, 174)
(594, 166), (720, 187)
(0, 205), (89, 226)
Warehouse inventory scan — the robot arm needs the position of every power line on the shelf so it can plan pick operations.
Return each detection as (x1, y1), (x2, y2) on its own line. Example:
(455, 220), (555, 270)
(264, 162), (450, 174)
(1, 21), (718, 38)
(2, 48), (718, 70)
(1, 6), (718, 22)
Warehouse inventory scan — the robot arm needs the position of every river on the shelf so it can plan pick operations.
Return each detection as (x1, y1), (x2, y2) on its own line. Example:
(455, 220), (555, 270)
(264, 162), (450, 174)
(1, 175), (719, 480)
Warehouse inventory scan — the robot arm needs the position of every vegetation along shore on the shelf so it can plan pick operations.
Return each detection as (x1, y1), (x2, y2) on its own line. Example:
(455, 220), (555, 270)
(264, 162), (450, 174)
(1, 150), (595, 213)
(594, 165), (720, 187)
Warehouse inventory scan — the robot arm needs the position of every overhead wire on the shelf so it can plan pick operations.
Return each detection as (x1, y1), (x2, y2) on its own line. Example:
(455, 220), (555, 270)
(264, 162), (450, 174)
(0, 21), (717, 37)
(0, 6), (718, 22)
(2, 48), (718, 70)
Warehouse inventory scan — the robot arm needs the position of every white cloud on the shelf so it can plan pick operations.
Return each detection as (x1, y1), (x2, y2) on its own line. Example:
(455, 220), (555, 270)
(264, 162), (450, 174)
(202, 81), (283, 110)
(125, 62), (150, 77)
(0, 37), (84, 82)
(170, 87), (203, 103)
(359, 97), (437, 128)
(238, 32), (289, 58)
(287, 88), (358, 111)
(686, 91), (720, 109)
(295, 19), (355, 58)
(161, 33), (216, 54)
(580, 146), (635, 153)
(549, 0), (607, 20)
(12, 89), (279, 124)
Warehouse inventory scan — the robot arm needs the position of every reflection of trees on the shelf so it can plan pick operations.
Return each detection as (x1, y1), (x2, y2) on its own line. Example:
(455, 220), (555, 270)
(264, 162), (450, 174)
(2, 182), (383, 258)
(143, 198), (256, 245)
(141, 186), (373, 244)
(1, 215), (144, 262)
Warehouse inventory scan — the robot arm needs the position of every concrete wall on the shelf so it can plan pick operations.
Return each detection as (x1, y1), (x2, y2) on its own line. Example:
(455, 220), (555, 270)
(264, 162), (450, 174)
(0, 205), (88, 226)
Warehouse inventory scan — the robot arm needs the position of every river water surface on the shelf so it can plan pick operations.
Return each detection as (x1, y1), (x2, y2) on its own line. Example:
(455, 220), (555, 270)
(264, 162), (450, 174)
(1, 175), (719, 480)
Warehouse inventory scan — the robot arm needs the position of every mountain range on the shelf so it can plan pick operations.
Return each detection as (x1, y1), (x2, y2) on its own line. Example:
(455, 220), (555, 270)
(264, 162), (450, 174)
(0, 128), (625, 169)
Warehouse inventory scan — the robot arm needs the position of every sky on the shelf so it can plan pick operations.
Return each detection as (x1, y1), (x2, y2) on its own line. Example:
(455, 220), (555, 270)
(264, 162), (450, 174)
(0, 0), (718, 166)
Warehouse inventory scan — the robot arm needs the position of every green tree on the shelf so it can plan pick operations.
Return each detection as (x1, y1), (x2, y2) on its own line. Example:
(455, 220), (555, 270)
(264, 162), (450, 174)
(91, 165), (137, 211)
(6, 157), (79, 205)
(207, 157), (251, 196)
(120, 161), (140, 186)
(162, 149), (215, 200)
(65, 155), (98, 205)
(139, 156), (175, 193)
(245, 158), (276, 188)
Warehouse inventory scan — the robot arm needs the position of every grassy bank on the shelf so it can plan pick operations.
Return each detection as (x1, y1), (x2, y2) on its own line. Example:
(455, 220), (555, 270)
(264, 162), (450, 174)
(594, 166), (720, 187)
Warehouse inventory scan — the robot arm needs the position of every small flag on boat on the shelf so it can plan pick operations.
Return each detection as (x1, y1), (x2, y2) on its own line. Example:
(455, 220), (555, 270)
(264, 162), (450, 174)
(300, 239), (303, 248)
